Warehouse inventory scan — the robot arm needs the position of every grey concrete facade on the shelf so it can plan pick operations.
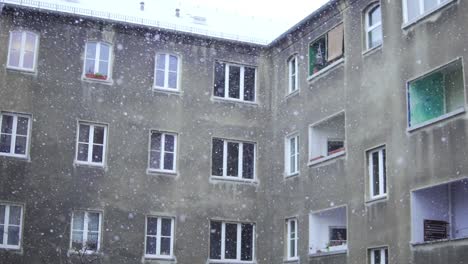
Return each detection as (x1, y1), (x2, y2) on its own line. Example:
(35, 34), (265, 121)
(1, 0), (468, 263)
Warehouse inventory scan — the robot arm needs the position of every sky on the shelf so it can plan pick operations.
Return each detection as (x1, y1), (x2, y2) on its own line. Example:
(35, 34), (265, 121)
(37, 0), (330, 43)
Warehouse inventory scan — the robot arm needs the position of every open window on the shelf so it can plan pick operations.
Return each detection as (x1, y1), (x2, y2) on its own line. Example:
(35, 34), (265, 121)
(309, 23), (344, 76)
(309, 112), (345, 165)
(411, 178), (468, 244)
(407, 58), (465, 129)
(309, 206), (347, 255)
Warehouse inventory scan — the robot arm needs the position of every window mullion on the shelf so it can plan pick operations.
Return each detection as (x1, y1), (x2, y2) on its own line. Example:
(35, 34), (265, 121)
(287, 220), (291, 258)
(419, 0), (424, 15)
(88, 125), (94, 163)
(4, 206), (10, 244)
(236, 223), (242, 261)
(225, 65), (229, 99)
(221, 223), (226, 260)
(238, 143), (243, 178)
(379, 150), (384, 195)
(170, 218), (174, 256)
(165, 55), (169, 88)
(19, 33), (26, 68)
(11, 116), (18, 154)
(381, 249), (386, 264)
(95, 44), (101, 74)
(83, 212), (89, 249)
(222, 141), (228, 177)
(156, 218), (162, 255)
(160, 134), (165, 170)
(240, 66), (245, 100)
(369, 152), (374, 197)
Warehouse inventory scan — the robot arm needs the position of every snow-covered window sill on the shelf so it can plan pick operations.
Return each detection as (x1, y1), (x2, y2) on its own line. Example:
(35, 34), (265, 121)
(365, 195), (388, 205)
(152, 87), (182, 95)
(211, 96), (258, 106)
(147, 169), (178, 177)
(284, 257), (300, 263)
(309, 249), (347, 257)
(362, 44), (382, 57)
(307, 58), (344, 83)
(210, 176), (258, 185)
(144, 255), (176, 261)
(6, 66), (36, 75)
(208, 260), (256, 264)
(308, 150), (345, 167)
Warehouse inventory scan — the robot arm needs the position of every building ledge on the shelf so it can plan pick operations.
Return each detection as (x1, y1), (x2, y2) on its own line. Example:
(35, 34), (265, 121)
(307, 58), (344, 83)
(309, 249), (347, 258)
(407, 107), (465, 132)
(411, 236), (468, 248)
(308, 151), (345, 167)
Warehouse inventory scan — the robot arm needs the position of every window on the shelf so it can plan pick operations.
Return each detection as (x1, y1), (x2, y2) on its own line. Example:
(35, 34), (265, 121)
(71, 211), (102, 252)
(365, 4), (382, 50)
(75, 122), (107, 166)
(211, 138), (256, 180)
(309, 112), (345, 164)
(369, 247), (388, 264)
(0, 204), (23, 249)
(214, 61), (256, 102)
(309, 206), (347, 254)
(288, 55), (299, 94)
(407, 59), (464, 128)
(7, 31), (39, 71)
(368, 147), (387, 200)
(403, 0), (452, 24)
(285, 134), (299, 176)
(148, 131), (177, 173)
(210, 221), (255, 262)
(286, 218), (298, 260)
(83, 42), (112, 81)
(145, 217), (174, 258)
(0, 113), (31, 158)
(154, 53), (180, 90)
(309, 23), (344, 76)
(411, 178), (468, 243)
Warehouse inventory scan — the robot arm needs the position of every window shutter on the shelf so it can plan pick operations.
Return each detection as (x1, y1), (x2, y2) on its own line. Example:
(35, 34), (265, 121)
(327, 23), (344, 62)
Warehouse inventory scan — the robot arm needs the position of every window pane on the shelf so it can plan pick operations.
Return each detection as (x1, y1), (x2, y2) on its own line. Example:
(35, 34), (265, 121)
(372, 151), (380, 196)
(210, 221), (222, 259)
(409, 72), (444, 126)
(169, 55), (178, 71)
(406, 0), (420, 21)
(242, 143), (255, 179)
(24, 33), (36, 52)
(1, 115), (13, 134)
(8, 33), (21, 67)
(163, 153), (174, 170)
(165, 135), (175, 152)
(147, 218), (158, 236)
(10, 32), (22, 50)
(86, 43), (97, 59)
(156, 54), (166, 70)
(8, 50), (20, 68)
(228, 66), (241, 99)
(383, 149), (387, 194)
(78, 124), (90, 142)
(369, 6), (381, 26)
(150, 151), (161, 169)
(374, 249), (381, 264)
(168, 72), (178, 89)
(214, 62), (225, 97)
(0, 135), (12, 153)
(85, 59), (95, 74)
(86, 232), (98, 251)
(146, 236), (157, 255)
(98, 61), (109, 76)
(225, 223), (238, 259)
(368, 26), (382, 49)
(16, 117), (29, 136)
(241, 224), (253, 261)
(0, 205), (5, 224)
(93, 126), (105, 144)
(212, 139), (224, 176)
(73, 212), (85, 230)
(77, 143), (89, 161)
(151, 132), (162, 151)
(99, 44), (110, 61)
(160, 237), (171, 255)
(290, 155), (296, 174)
(72, 231), (84, 250)
(0, 225), (3, 244)
(310, 37), (327, 74)
(23, 51), (34, 69)
(227, 142), (239, 177)
(244, 67), (256, 101)
(385, 249), (388, 264)
(92, 145), (103, 163)
(9, 206), (21, 225)
(155, 70), (165, 87)
(290, 220), (296, 238)
(161, 218), (172, 236)
(7, 226), (20, 245)
(424, 0), (438, 12)
(87, 213), (100, 231)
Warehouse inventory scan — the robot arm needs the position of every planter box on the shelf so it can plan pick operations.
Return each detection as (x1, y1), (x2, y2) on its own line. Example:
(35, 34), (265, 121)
(85, 73), (107, 80)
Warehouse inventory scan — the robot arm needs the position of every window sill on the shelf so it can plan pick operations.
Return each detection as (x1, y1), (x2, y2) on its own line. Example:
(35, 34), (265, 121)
(147, 169), (178, 177)
(210, 176), (258, 185)
(6, 66), (36, 74)
(407, 108), (465, 132)
(211, 96), (258, 106)
(402, 0), (456, 29)
(284, 257), (300, 263)
(309, 249), (347, 257)
(0, 153), (30, 161)
(74, 161), (106, 169)
(144, 255), (175, 260)
(152, 87), (182, 95)
(284, 172), (299, 179)
(0, 245), (21, 251)
(411, 236), (468, 247)
(362, 44), (382, 57)
(82, 76), (114, 85)
(285, 89), (300, 100)
(68, 249), (102, 255)
(307, 58), (344, 83)
(365, 195), (388, 205)
(209, 260), (255, 264)
(308, 151), (345, 167)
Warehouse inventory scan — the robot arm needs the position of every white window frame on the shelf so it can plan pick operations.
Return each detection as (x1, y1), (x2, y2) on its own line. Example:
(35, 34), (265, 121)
(402, 0), (452, 24)
(211, 138), (256, 181)
(210, 221), (256, 263)
(214, 62), (257, 102)
(370, 247), (388, 264)
(147, 131), (178, 174)
(6, 30), (39, 72)
(285, 133), (299, 176)
(365, 4), (382, 51)
(144, 216), (175, 259)
(83, 41), (112, 81)
(288, 55), (299, 94)
(0, 203), (23, 250)
(75, 122), (108, 167)
(368, 146), (387, 200)
(0, 112), (31, 158)
(153, 53), (180, 91)
(286, 218), (298, 260)
(70, 210), (102, 253)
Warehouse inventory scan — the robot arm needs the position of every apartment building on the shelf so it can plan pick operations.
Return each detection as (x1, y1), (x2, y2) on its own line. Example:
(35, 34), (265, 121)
(0, 0), (467, 263)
